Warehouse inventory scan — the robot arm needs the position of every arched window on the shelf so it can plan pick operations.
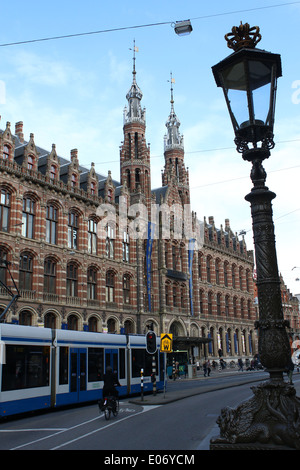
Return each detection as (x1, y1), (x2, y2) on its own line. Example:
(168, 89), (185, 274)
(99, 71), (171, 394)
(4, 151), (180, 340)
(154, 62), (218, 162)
(22, 196), (35, 239)
(67, 314), (78, 330)
(19, 310), (32, 326)
(46, 204), (58, 244)
(67, 263), (78, 297)
(123, 274), (130, 304)
(0, 188), (10, 232)
(44, 312), (57, 329)
(107, 318), (116, 333)
(88, 219), (97, 254)
(105, 224), (114, 259)
(19, 252), (33, 291)
(87, 267), (97, 300)
(88, 316), (98, 332)
(106, 271), (114, 303)
(44, 258), (56, 294)
(68, 211), (78, 250)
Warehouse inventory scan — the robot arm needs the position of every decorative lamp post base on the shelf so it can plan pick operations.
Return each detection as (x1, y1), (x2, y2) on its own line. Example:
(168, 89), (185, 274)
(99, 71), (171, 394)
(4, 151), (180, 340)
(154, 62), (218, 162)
(210, 381), (300, 450)
(210, 150), (300, 450)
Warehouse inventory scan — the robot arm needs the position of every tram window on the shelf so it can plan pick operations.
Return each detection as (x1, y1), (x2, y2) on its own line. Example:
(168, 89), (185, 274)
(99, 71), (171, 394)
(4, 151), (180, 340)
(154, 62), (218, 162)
(119, 348), (125, 379)
(59, 347), (69, 385)
(131, 349), (158, 378)
(88, 348), (104, 382)
(2, 345), (50, 391)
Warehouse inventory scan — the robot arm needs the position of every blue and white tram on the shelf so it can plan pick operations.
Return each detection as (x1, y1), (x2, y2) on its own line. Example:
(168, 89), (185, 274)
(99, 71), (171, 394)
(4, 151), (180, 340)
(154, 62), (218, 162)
(0, 324), (164, 417)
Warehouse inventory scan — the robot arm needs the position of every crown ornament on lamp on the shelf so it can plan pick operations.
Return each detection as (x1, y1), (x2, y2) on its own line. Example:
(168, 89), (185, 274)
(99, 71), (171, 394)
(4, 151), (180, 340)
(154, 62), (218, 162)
(225, 22), (261, 51)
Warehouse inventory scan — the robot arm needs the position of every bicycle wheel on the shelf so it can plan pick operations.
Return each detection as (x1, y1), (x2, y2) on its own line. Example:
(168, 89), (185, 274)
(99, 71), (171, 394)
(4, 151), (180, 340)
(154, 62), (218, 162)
(113, 399), (119, 417)
(104, 407), (111, 420)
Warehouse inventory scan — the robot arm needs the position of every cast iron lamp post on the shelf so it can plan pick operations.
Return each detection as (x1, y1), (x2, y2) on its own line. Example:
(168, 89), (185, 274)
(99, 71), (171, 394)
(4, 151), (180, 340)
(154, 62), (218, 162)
(210, 23), (300, 450)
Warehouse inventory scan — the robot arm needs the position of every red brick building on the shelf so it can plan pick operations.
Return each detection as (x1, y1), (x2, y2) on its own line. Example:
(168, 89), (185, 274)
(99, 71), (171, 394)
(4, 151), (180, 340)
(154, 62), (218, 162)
(0, 58), (258, 363)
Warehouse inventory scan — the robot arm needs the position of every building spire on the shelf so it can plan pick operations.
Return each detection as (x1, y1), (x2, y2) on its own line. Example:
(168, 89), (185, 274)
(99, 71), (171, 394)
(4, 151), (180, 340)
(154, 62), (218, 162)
(124, 40), (145, 125)
(164, 73), (184, 150)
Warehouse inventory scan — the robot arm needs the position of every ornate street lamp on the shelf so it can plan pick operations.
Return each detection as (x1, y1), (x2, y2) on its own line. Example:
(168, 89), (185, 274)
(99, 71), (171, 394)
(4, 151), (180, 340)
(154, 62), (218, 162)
(210, 23), (300, 450)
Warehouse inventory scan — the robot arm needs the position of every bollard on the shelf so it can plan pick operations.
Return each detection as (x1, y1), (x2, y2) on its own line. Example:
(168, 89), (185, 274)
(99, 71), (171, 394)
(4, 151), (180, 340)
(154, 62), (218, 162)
(140, 368), (144, 401)
(152, 357), (156, 396)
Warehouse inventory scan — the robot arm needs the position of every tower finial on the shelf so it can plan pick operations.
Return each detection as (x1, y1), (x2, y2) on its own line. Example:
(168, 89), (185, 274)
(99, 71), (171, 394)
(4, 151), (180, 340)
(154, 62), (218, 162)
(168, 72), (176, 113)
(130, 39), (139, 78)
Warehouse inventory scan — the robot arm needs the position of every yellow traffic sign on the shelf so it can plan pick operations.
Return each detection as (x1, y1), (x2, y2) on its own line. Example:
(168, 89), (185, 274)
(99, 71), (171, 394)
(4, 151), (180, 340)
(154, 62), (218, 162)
(160, 333), (173, 352)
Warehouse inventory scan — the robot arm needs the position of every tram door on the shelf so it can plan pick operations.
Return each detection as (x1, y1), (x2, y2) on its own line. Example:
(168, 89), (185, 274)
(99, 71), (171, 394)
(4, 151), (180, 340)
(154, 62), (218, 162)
(70, 348), (87, 402)
(105, 349), (118, 374)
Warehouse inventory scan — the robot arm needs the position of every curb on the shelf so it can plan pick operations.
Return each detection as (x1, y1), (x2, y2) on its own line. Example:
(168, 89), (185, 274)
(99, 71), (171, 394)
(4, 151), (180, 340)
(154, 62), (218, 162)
(129, 373), (267, 406)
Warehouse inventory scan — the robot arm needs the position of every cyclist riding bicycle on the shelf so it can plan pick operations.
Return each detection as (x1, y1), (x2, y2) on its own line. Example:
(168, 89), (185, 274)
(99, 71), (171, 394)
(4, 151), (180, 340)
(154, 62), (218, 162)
(102, 366), (120, 399)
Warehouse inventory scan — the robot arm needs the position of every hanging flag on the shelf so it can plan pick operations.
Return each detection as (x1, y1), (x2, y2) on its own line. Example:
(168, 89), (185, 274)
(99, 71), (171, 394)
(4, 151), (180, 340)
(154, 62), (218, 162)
(146, 222), (155, 311)
(188, 238), (195, 316)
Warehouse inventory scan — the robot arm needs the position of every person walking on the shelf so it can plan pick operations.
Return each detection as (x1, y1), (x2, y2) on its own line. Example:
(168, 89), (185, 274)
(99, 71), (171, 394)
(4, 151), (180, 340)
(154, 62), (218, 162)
(286, 356), (294, 385)
(238, 358), (244, 371)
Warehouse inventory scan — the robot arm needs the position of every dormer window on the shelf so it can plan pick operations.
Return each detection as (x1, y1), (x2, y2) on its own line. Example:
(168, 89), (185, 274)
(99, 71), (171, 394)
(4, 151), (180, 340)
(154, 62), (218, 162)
(50, 165), (57, 180)
(107, 188), (113, 203)
(28, 155), (34, 170)
(71, 173), (77, 187)
(90, 181), (96, 195)
(3, 145), (9, 160)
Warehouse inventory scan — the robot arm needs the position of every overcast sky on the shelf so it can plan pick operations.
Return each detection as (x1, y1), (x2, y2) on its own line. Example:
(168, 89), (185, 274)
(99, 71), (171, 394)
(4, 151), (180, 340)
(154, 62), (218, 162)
(0, 1), (300, 294)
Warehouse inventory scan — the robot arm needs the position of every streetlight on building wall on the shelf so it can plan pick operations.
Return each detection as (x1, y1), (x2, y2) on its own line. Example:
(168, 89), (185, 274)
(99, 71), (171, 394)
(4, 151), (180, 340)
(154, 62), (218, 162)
(210, 23), (300, 450)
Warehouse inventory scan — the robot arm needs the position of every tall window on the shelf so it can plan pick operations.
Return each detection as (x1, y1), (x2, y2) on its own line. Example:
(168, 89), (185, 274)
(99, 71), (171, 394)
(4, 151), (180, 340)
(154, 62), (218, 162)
(19, 253), (33, 290)
(232, 265), (236, 288)
(215, 259), (220, 285)
(68, 211), (78, 250)
(87, 267), (97, 300)
(0, 249), (7, 286)
(208, 291), (213, 315)
(217, 293), (221, 315)
(67, 263), (78, 296)
(105, 224), (114, 259)
(198, 254), (202, 279)
(206, 256), (211, 283)
(224, 262), (228, 287)
(88, 219), (97, 254)
(46, 204), (58, 244)
(22, 196), (35, 239)
(106, 271), (114, 303)
(0, 189), (10, 232)
(44, 258), (56, 294)
(123, 274), (130, 304)
(122, 230), (129, 262)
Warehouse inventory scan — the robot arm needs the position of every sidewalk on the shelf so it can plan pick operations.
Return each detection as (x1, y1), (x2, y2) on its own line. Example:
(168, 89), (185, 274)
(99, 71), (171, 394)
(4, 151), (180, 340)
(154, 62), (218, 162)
(129, 368), (268, 406)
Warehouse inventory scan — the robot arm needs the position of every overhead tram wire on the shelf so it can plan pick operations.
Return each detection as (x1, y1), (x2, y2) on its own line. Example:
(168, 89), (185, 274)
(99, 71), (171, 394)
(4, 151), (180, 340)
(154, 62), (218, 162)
(0, 2), (299, 47)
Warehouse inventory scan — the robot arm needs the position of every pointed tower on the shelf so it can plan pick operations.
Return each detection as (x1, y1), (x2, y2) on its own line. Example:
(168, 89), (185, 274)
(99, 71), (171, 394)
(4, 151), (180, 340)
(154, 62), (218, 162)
(120, 41), (151, 207)
(162, 74), (190, 205)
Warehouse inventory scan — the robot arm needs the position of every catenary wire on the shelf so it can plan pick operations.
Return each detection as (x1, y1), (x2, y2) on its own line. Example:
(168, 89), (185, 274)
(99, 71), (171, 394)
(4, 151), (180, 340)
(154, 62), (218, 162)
(0, 2), (299, 47)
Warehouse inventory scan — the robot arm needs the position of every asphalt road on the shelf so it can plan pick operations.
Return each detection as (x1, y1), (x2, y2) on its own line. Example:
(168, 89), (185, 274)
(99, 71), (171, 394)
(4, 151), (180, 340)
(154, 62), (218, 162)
(0, 371), (299, 452)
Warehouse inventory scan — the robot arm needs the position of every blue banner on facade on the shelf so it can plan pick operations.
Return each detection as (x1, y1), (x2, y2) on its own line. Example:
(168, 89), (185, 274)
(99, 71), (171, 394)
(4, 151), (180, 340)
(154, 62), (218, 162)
(146, 222), (155, 311)
(188, 238), (195, 316)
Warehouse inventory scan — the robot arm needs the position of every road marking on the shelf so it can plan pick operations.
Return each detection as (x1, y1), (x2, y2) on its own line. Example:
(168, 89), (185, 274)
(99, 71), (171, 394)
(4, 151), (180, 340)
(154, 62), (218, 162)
(51, 405), (161, 450)
(9, 404), (160, 450)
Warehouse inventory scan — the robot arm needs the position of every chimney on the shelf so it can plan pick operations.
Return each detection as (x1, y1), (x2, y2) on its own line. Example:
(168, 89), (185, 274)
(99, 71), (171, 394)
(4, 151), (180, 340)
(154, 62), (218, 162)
(15, 121), (24, 143)
(225, 218), (230, 230)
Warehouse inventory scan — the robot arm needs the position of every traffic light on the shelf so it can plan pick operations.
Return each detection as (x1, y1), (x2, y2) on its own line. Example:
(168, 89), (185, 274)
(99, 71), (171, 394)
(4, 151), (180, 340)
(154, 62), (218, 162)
(146, 331), (157, 354)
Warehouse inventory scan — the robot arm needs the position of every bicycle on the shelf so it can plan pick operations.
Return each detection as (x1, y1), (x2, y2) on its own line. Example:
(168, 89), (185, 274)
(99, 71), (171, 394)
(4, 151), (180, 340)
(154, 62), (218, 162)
(99, 395), (119, 420)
